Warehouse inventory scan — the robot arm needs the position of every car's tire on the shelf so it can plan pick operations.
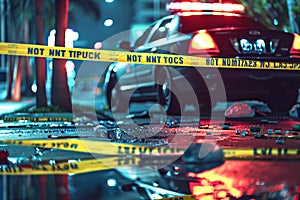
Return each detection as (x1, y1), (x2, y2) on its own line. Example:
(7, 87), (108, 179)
(193, 74), (218, 116)
(198, 95), (216, 116)
(156, 67), (180, 115)
(265, 86), (299, 113)
(106, 73), (127, 112)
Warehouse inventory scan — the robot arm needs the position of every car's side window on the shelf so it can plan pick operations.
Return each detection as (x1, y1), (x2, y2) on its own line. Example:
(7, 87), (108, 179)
(149, 18), (173, 42)
(166, 16), (180, 37)
(134, 25), (154, 47)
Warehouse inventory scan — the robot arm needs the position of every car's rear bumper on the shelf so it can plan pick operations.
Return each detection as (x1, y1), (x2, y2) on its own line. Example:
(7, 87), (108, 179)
(172, 66), (300, 100)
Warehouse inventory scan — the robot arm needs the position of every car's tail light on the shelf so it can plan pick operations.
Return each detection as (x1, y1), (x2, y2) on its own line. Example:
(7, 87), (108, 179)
(188, 30), (220, 54)
(290, 33), (300, 57)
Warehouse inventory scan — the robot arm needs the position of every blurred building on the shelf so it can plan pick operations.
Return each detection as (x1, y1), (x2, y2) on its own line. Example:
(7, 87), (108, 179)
(69, 0), (172, 48)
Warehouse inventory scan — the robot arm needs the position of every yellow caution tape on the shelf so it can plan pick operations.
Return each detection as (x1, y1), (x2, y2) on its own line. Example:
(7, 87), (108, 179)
(1, 117), (76, 122)
(1, 139), (299, 158)
(0, 139), (186, 156)
(0, 156), (143, 175)
(0, 151), (182, 176)
(1, 146), (297, 176)
(0, 139), (299, 175)
(1, 42), (300, 70)
(223, 147), (300, 157)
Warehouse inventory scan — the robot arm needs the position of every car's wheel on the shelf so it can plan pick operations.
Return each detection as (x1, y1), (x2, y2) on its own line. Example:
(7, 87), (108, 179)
(191, 73), (218, 116)
(198, 96), (213, 115)
(266, 86), (299, 113)
(106, 73), (127, 112)
(156, 67), (180, 114)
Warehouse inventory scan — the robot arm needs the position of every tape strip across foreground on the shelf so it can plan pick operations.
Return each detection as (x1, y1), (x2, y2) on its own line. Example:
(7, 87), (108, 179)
(0, 157), (124, 175)
(1, 139), (299, 157)
(0, 138), (299, 175)
(1, 42), (300, 70)
(1, 154), (179, 175)
(0, 139), (187, 156)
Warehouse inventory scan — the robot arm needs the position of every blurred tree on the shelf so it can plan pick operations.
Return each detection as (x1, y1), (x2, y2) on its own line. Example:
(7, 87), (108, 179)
(293, 0), (300, 32)
(50, 0), (72, 112)
(50, 0), (100, 111)
(4, 0), (34, 101)
(2, 0), (100, 108)
(35, 0), (47, 108)
(239, 0), (299, 32)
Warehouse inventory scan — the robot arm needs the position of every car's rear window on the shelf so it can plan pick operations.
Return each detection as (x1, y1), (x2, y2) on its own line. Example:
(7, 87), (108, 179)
(180, 15), (267, 33)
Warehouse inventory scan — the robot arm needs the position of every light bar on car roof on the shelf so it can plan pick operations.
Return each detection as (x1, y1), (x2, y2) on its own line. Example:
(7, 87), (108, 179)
(166, 2), (246, 13)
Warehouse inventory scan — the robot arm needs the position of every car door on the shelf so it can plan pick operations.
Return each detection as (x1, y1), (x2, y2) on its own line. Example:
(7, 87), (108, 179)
(134, 17), (175, 93)
(115, 25), (155, 93)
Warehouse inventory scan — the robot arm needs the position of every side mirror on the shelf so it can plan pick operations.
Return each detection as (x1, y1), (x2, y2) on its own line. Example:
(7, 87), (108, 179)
(118, 41), (134, 51)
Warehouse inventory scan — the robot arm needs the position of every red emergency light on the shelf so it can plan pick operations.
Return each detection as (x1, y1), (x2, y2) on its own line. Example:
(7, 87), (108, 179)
(188, 30), (220, 54)
(290, 33), (300, 58)
(166, 1), (246, 13)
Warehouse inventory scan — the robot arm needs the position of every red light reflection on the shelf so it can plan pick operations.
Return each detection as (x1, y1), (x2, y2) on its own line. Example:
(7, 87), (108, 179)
(188, 171), (243, 199)
(186, 160), (300, 199)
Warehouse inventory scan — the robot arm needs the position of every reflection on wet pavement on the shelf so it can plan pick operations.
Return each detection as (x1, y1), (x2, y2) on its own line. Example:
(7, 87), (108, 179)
(0, 106), (300, 199)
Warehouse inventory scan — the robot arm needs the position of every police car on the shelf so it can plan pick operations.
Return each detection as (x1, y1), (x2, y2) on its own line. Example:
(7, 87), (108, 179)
(101, 0), (300, 114)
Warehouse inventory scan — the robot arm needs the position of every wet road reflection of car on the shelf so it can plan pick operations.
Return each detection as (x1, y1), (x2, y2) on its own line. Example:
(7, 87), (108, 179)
(98, 1), (300, 115)
(99, 116), (300, 200)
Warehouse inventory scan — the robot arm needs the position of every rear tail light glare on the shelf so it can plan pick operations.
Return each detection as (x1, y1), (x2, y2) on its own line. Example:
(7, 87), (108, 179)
(290, 33), (300, 57)
(188, 30), (220, 54)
